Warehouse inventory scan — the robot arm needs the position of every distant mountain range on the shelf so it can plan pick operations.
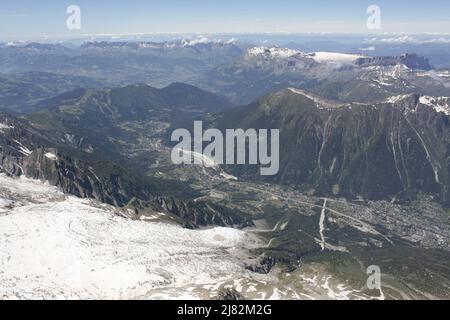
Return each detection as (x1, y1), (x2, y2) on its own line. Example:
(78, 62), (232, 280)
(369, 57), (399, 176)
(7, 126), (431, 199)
(200, 47), (449, 105)
(0, 40), (243, 89)
(1, 41), (448, 112)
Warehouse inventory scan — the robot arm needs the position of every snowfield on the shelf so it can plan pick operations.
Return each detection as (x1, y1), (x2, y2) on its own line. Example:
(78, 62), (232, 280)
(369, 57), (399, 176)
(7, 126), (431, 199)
(0, 174), (262, 299)
(309, 52), (364, 63)
(0, 174), (377, 300)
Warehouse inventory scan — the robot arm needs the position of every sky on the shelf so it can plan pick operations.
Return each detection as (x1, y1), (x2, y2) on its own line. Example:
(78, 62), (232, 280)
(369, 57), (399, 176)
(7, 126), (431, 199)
(1, 0), (450, 40)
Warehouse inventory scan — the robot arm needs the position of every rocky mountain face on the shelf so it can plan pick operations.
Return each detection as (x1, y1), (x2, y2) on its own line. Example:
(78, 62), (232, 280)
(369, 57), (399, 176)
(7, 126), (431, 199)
(0, 113), (154, 206)
(215, 287), (245, 300)
(355, 53), (433, 70)
(153, 196), (253, 229)
(212, 88), (450, 205)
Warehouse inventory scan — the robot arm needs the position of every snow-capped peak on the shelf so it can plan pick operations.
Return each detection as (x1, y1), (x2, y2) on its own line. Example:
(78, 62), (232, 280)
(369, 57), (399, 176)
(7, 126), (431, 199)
(247, 46), (304, 59)
(246, 48), (366, 67)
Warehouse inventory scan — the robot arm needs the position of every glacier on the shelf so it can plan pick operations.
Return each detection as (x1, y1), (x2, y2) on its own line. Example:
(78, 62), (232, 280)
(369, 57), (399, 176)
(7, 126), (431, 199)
(0, 174), (378, 300)
(0, 174), (263, 299)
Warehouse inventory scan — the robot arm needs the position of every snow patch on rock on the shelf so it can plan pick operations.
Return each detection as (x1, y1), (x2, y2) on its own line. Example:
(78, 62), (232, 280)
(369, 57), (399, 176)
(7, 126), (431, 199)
(0, 123), (13, 131)
(385, 94), (411, 104)
(419, 96), (450, 115)
(44, 152), (57, 161)
(247, 47), (304, 59)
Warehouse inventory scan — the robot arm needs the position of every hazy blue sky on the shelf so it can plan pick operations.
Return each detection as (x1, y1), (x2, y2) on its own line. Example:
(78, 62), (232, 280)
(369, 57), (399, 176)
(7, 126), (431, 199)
(1, 0), (449, 40)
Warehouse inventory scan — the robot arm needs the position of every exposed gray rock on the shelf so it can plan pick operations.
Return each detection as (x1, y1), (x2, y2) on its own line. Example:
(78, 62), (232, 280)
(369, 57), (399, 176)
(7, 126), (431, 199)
(355, 53), (432, 70)
(153, 196), (254, 228)
(215, 287), (245, 300)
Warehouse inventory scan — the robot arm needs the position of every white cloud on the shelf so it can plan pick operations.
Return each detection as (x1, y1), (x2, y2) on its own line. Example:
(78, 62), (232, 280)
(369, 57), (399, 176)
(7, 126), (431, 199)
(366, 35), (450, 44)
